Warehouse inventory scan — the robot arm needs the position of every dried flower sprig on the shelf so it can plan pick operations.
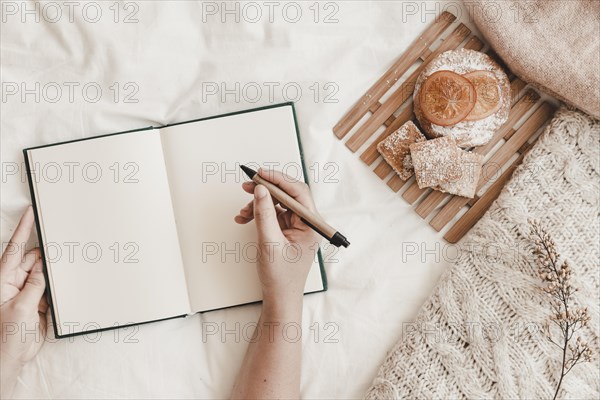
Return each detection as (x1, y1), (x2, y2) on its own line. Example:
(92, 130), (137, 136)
(529, 219), (593, 400)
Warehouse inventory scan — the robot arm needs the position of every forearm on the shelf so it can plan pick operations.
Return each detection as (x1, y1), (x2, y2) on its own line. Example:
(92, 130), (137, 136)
(231, 296), (303, 399)
(0, 351), (23, 399)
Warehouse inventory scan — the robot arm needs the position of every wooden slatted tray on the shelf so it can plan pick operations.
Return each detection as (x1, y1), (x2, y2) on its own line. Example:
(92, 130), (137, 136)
(333, 11), (555, 243)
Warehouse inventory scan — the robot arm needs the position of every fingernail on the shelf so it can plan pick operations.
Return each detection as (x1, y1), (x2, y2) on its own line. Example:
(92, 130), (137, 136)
(255, 185), (267, 199)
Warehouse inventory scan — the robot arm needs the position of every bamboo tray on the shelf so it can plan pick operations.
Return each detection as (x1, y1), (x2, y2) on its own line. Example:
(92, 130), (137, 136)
(333, 11), (555, 243)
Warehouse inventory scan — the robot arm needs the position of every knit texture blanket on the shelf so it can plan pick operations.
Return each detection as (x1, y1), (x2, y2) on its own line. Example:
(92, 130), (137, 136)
(365, 107), (600, 399)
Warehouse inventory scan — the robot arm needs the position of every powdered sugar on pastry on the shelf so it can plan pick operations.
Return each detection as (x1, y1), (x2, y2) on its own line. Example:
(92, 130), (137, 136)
(377, 121), (426, 180)
(410, 135), (484, 198)
(413, 49), (511, 148)
(437, 150), (483, 198)
(410, 136), (462, 188)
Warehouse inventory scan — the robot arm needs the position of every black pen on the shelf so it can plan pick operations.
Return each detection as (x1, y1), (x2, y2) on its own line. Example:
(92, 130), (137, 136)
(240, 165), (350, 248)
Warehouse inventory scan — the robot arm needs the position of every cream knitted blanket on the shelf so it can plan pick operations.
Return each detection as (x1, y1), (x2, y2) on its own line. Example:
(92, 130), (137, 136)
(365, 107), (600, 399)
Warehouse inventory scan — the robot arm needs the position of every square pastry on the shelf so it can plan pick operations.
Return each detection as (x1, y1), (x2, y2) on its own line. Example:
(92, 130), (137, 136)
(377, 121), (426, 180)
(410, 136), (462, 189)
(410, 136), (483, 198)
(437, 150), (483, 198)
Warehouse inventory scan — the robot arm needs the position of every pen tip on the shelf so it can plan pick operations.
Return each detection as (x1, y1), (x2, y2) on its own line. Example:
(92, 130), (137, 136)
(240, 164), (257, 179)
(331, 232), (350, 248)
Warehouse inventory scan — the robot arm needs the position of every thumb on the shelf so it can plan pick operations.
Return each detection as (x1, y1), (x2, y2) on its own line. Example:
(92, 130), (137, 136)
(17, 259), (46, 308)
(253, 185), (284, 244)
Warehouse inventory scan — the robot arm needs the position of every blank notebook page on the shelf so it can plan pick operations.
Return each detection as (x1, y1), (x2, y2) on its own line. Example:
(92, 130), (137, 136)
(159, 105), (325, 313)
(27, 131), (190, 336)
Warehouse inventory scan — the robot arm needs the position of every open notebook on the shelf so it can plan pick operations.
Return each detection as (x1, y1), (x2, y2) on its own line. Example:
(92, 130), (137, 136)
(24, 103), (326, 338)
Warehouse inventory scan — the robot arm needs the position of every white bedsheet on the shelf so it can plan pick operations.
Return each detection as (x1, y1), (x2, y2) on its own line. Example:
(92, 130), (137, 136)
(1, 1), (482, 398)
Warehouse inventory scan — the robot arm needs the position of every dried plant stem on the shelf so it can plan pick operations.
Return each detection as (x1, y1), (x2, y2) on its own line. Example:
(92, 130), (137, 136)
(554, 318), (568, 400)
(540, 234), (568, 400)
(529, 220), (593, 400)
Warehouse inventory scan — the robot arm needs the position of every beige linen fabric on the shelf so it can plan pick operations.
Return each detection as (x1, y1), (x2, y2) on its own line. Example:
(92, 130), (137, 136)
(468, 0), (600, 118)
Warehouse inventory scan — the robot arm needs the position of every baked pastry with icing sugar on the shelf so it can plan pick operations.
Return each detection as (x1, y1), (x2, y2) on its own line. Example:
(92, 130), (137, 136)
(377, 121), (426, 180)
(410, 136), (483, 199)
(413, 48), (511, 148)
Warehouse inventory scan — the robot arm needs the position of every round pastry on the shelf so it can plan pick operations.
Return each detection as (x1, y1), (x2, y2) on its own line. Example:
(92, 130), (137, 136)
(413, 48), (511, 148)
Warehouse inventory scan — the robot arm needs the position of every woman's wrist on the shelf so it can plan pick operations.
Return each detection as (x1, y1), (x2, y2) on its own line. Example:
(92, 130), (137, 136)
(262, 292), (303, 320)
